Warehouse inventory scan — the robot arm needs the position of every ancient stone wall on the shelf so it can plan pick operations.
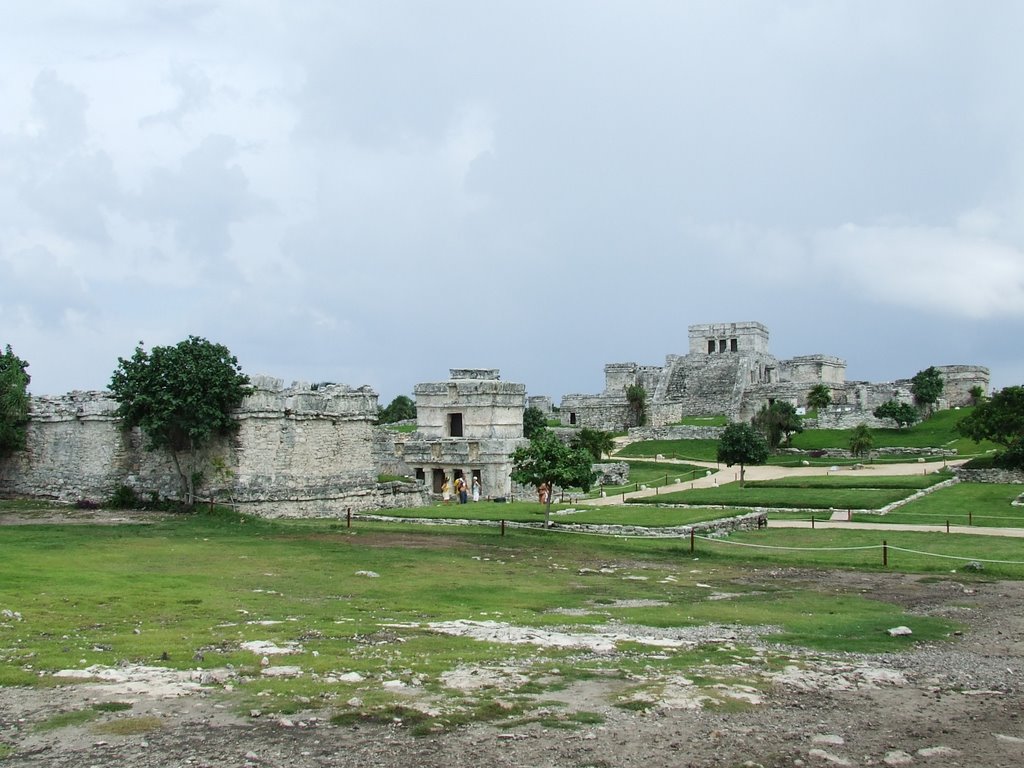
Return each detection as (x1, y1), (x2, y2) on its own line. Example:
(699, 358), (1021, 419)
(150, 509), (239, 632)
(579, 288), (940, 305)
(0, 377), (432, 515)
(953, 468), (1024, 485)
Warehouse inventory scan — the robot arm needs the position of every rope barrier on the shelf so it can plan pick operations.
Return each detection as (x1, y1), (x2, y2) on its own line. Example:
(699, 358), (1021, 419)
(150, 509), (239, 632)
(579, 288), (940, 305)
(693, 536), (880, 552)
(885, 545), (1024, 565)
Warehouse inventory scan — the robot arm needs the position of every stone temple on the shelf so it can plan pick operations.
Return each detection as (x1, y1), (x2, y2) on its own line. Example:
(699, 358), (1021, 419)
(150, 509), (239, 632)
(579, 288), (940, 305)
(397, 369), (527, 499)
(560, 321), (989, 430)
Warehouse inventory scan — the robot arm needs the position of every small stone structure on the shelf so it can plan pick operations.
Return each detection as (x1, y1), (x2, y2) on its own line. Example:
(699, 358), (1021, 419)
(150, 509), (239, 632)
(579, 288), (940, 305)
(399, 369), (528, 500)
(561, 321), (989, 430)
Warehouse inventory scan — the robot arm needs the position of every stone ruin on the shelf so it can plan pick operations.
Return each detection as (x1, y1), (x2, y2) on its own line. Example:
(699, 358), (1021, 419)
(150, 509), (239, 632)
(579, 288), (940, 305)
(0, 376), (429, 517)
(392, 369), (528, 500)
(560, 321), (989, 431)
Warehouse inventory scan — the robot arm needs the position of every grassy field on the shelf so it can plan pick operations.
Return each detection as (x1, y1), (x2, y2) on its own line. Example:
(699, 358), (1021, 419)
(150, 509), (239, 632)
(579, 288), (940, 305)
(5, 504), (1018, 733)
(854, 483), (1024, 528)
(632, 485), (916, 510)
(616, 407), (1000, 465)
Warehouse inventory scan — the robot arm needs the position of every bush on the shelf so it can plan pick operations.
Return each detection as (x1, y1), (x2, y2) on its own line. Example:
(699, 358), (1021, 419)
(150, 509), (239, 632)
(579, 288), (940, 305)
(108, 485), (141, 510)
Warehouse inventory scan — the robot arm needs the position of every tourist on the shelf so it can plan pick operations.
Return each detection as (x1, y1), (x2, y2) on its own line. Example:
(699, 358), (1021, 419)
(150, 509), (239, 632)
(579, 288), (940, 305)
(538, 482), (549, 505)
(442, 477), (451, 504)
(456, 476), (468, 504)
(472, 476), (481, 502)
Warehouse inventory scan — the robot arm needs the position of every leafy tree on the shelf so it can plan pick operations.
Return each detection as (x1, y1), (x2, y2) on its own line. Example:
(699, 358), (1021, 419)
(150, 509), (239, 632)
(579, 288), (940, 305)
(522, 405), (547, 439)
(806, 384), (832, 413)
(626, 384), (647, 428)
(911, 366), (944, 409)
(849, 423), (874, 460)
(873, 400), (919, 430)
(378, 394), (416, 424)
(109, 336), (252, 505)
(957, 385), (1024, 468)
(0, 345), (31, 457)
(571, 427), (616, 461)
(753, 401), (803, 450)
(969, 385), (985, 405)
(716, 422), (769, 485)
(511, 430), (597, 526)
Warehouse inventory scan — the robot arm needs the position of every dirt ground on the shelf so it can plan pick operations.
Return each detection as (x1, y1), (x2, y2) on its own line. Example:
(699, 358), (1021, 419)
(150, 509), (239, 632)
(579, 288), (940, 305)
(2, 568), (1023, 768)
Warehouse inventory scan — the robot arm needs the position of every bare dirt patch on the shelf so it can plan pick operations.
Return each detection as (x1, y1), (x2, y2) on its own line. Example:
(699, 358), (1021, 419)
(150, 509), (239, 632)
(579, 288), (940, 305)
(2, 569), (1023, 767)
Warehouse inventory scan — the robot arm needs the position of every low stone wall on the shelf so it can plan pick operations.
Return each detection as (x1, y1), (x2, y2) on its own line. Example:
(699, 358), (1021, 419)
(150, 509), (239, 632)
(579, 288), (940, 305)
(236, 481), (430, 519)
(626, 425), (725, 441)
(953, 468), (1024, 484)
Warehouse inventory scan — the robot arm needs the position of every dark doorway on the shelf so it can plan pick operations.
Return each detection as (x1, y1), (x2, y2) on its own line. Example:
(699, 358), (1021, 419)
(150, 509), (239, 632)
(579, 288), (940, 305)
(448, 412), (464, 437)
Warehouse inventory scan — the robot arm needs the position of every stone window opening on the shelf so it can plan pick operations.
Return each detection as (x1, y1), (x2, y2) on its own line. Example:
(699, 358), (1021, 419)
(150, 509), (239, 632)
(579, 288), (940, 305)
(431, 468), (446, 492)
(569, 412), (577, 425)
(708, 340), (715, 354)
(730, 338), (738, 352)
(415, 468), (425, 483)
(448, 412), (464, 437)
(719, 339), (727, 353)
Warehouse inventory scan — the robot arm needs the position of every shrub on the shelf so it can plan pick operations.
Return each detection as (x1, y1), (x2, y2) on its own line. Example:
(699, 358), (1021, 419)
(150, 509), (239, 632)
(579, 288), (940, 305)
(108, 484), (141, 510)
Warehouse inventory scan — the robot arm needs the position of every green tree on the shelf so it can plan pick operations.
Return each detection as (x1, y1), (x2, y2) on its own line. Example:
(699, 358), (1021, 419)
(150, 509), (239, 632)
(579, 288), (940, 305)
(969, 385), (985, 405)
(522, 405), (548, 439)
(753, 401), (803, 450)
(873, 400), (919, 430)
(109, 336), (252, 505)
(0, 345), (31, 457)
(957, 385), (1024, 468)
(571, 427), (616, 461)
(378, 394), (416, 424)
(911, 366), (944, 409)
(626, 384), (647, 428)
(849, 423), (874, 460)
(806, 384), (832, 413)
(716, 422), (769, 485)
(510, 430), (597, 526)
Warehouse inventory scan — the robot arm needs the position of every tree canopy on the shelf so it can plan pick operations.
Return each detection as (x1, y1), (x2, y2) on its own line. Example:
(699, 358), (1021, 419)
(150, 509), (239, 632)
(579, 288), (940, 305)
(522, 405), (548, 439)
(0, 345), (31, 457)
(873, 400), (919, 430)
(571, 427), (616, 461)
(849, 423), (873, 459)
(109, 336), (252, 504)
(957, 385), (1024, 468)
(716, 422), (769, 485)
(378, 394), (416, 424)
(753, 401), (803, 450)
(510, 430), (597, 525)
(911, 366), (944, 408)
(806, 384), (832, 412)
(625, 384), (647, 428)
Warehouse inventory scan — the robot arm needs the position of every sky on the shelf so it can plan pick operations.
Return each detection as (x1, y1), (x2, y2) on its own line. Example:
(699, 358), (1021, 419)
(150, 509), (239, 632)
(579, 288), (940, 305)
(2, 1), (1023, 405)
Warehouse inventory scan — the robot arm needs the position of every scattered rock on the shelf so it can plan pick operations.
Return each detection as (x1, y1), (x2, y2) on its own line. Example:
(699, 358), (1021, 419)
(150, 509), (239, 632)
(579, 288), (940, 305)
(883, 750), (914, 765)
(887, 626), (913, 637)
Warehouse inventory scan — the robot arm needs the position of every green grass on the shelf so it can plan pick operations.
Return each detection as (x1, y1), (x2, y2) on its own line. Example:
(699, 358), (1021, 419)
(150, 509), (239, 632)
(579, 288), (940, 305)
(616, 439), (720, 462)
(596, 460), (708, 495)
(856, 483), (1024, 527)
(2, 506), (1020, 735)
(634, 484), (915, 510)
(744, 474), (948, 490)
(615, 407), (1001, 464)
(670, 415), (728, 427)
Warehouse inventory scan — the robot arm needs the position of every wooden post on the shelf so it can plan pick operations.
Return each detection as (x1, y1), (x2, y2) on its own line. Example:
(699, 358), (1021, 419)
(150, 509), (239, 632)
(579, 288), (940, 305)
(811, 515), (815, 529)
(969, 511), (973, 526)
(946, 520), (950, 534)
(346, 508), (351, 528)
(501, 519), (505, 537)
(883, 540), (888, 567)
(690, 529), (695, 553)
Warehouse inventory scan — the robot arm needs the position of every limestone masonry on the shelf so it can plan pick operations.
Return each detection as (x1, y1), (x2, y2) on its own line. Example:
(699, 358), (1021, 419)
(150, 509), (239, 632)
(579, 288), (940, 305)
(0, 321), (993, 514)
(560, 321), (988, 431)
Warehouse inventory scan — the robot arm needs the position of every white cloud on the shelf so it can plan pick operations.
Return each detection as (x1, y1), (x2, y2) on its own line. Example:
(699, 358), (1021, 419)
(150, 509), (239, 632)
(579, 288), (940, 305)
(811, 221), (1024, 319)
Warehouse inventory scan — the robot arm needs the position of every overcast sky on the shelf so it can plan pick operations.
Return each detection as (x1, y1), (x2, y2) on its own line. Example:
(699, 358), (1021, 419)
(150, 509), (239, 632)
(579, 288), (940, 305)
(3, 1), (1023, 404)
